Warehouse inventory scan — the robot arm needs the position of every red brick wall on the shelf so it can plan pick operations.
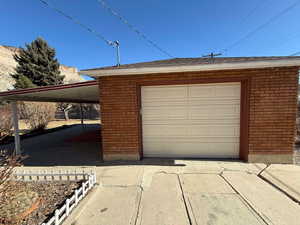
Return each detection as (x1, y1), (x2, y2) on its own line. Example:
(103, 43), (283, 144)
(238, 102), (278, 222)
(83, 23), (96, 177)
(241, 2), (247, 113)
(249, 68), (298, 155)
(98, 67), (299, 161)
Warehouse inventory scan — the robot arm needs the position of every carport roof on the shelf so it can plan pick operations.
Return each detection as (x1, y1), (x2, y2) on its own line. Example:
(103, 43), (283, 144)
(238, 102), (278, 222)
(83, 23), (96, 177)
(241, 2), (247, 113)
(0, 80), (99, 103)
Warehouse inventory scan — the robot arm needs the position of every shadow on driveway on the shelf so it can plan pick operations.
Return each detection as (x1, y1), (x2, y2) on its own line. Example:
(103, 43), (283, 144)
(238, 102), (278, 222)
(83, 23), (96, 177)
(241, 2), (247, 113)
(1, 124), (103, 166)
(1, 123), (245, 167)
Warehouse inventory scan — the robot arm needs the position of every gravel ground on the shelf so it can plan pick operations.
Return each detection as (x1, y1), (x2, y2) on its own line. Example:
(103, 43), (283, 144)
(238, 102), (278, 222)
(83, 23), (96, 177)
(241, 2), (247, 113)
(0, 181), (80, 225)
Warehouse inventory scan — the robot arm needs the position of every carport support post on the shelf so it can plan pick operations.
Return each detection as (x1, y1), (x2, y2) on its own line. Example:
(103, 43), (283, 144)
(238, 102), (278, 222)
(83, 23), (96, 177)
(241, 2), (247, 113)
(80, 103), (84, 128)
(11, 101), (21, 155)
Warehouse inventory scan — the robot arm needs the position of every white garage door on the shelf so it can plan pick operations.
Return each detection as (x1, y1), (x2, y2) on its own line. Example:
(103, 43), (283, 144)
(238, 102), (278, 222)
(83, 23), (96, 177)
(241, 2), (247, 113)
(141, 82), (241, 158)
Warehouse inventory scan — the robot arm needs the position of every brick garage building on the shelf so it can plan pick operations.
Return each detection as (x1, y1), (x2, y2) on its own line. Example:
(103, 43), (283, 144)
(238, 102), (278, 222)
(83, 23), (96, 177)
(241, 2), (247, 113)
(1, 57), (298, 164)
(81, 57), (300, 164)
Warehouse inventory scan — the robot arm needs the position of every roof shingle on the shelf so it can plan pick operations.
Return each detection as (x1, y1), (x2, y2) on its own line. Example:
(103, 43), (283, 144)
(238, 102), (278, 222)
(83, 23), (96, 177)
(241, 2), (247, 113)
(82, 56), (300, 71)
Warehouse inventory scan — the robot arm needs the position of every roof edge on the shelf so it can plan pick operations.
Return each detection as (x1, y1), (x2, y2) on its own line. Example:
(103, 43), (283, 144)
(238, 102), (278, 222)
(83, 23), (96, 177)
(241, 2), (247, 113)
(80, 58), (300, 77)
(0, 80), (98, 97)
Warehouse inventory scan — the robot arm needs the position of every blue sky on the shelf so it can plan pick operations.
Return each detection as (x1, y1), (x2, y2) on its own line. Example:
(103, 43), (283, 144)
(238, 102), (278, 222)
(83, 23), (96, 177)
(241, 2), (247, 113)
(1, 0), (300, 71)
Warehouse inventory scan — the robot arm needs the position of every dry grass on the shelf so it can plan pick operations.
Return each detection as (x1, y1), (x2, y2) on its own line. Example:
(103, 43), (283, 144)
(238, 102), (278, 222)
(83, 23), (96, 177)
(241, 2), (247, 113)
(0, 181), (80, 225)
(18, 119), (101, 131)
(19, 102), (56, 131)
(0, 105), (13, 139)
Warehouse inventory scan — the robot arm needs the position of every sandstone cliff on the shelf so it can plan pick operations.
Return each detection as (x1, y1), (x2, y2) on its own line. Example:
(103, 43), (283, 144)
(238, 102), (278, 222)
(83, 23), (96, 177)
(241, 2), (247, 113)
(0, 45), (84, 91)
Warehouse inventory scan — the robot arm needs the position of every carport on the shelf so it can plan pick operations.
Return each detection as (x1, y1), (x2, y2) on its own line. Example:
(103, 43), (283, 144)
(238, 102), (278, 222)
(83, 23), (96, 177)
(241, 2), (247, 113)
(0, 80), (100, 158)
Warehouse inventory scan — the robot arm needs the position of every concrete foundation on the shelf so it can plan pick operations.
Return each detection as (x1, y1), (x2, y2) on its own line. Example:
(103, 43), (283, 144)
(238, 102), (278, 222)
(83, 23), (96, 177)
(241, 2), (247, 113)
(103, 153), (293, 164)
(103, 153), (140, 161)
(248, 153), (293, 164)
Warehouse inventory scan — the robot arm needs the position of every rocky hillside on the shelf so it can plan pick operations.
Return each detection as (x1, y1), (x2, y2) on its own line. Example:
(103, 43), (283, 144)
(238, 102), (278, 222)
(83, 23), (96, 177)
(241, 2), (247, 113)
(0, 45), (84, 91)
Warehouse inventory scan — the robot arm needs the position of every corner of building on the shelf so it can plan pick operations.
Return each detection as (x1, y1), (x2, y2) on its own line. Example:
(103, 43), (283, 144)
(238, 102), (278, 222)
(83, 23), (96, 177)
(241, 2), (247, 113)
(248, 153), (294, 164)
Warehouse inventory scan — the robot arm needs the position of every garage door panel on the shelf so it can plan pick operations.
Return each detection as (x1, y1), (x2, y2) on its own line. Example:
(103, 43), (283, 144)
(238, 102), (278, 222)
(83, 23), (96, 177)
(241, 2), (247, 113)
(143, 99), (240, 107)
(144, 136), (239, 143)
(189, 125), (240, 136)
(141, 82), (241, 158)
(142, 106), (240, 121)
(143, 125), (239, 137)
(142, 86), (187, 100)
(142, 100), (187, 107)
(189, 83), (240, 98)
(189, 86), (215, 97)
(189, 105), (240, 119)
(143, 142), (239, 158)
(189, 114), (240, 121)
(142, 106), (188, 120)
(215, 85), (241, 97)
(188, 119), (240, 125)
(143, 119), (240, 125)
(143, 125), (189, 136)
(189, 99), (240, 106)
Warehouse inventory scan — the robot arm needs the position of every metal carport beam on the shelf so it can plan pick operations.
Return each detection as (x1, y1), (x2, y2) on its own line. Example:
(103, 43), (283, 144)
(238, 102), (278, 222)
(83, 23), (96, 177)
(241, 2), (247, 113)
(0, 80), (99, 103)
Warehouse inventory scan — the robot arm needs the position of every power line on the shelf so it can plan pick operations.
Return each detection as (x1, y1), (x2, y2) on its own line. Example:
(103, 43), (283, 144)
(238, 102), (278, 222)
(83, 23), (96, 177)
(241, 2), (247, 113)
(238, 0), (269, 27)
(201, 1), (268, 57)
(223, 0), (300, 53)
(37, 0), (123, 65)
(38, 0), (112, 46)
(97, 0), (173, 58)
(289, 51), (300, 56)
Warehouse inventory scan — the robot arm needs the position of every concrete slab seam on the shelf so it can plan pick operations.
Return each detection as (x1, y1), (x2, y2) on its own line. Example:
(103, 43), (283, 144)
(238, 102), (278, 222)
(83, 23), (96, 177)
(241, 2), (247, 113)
(235, 194), (269, 224)
(153, 171), (224, 176)
(135, 167), (147, 225)
(256, 164), (300, 204)
(177, 174), (193, 225)
(258, 164), (270, 177)
(186, 196), (199, 225)
(180, 172), (223, 175)
(219, 173), (269, 225)
(220, 167), (254, 174)
(131, 186), (143, 225)
(134, 186), (144, 225)
(257, 173), (300, 204)
(254, 164), (268, 175)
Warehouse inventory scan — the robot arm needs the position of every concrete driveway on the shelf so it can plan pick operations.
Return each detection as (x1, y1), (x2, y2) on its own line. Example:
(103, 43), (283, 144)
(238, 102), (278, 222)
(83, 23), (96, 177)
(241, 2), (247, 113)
(1, 124), (102, 166)
(56, 160), (300, 225)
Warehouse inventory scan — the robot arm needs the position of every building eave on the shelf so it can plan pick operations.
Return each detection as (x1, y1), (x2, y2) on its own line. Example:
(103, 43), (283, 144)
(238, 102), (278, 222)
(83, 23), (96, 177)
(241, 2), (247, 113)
(80, 59), (300, 77)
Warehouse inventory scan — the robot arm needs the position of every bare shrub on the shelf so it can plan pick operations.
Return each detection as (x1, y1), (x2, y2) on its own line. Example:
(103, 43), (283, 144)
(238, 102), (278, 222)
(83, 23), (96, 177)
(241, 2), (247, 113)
(0, 151), (25, 225)
(0, 151), (23, 195)
(0, 116), (24, 215)
(0, 104), (13, 140)
(20, 102), (56, 131)
(93, 104), (100, 118)
(57, 103), (73, 120)
(71, 103), (100, 119)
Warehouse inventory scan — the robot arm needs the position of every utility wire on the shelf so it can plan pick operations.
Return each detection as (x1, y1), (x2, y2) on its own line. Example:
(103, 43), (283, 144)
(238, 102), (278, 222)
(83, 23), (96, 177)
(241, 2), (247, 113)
(289, 51), (300, 56)
(97, 0), (173, 58)
(238, 0), (269, 27)
(223, 0), (300, 53)
(38, 0), (112, 46)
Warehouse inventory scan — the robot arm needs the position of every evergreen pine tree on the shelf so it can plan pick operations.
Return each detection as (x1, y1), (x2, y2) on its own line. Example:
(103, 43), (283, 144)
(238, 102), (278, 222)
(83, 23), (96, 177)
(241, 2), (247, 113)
(12, 37), (64, 89)
(14, 75), (37, 89)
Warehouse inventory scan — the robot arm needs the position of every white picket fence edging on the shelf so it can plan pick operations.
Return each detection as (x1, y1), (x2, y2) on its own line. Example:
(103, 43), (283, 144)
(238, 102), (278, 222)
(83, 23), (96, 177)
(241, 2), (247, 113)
(12, 170), (97, 225)
(13, 170), (93, 181)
